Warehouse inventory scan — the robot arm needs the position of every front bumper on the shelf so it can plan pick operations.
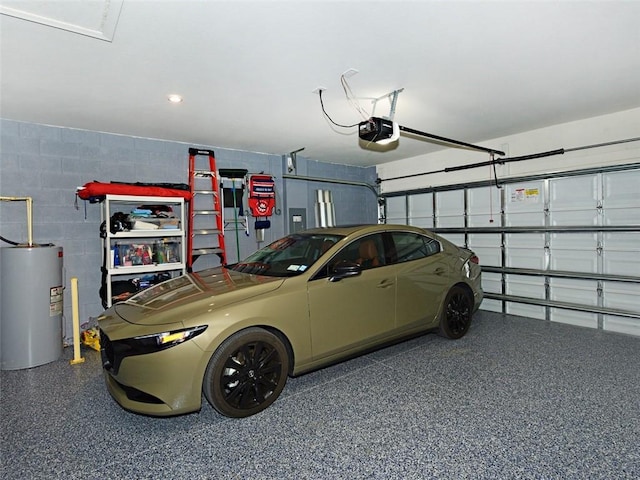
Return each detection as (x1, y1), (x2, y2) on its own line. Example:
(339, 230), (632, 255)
(101, 330), (209, 416)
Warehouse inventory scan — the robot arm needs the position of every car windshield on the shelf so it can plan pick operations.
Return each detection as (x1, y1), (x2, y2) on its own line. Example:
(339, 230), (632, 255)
(227, 233), (344, 277)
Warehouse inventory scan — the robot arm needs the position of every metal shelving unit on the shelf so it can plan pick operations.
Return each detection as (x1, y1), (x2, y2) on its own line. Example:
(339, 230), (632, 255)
(101, 194), (186, 307)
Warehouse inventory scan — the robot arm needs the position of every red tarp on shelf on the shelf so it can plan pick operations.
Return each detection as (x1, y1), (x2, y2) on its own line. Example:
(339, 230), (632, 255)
(77, 182), (192, 201)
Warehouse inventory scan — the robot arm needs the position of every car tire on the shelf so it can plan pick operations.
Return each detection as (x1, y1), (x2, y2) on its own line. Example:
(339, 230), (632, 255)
(203, 327), (289, 418)
(438, 285), (473, 340)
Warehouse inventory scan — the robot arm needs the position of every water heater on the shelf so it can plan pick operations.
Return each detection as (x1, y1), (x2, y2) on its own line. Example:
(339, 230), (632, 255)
(0, 245), (64, 370)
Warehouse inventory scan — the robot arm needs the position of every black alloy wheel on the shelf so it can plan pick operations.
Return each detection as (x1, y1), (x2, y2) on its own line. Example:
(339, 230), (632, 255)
(203, 328), (289, 418)
(439, 286), (473, 339)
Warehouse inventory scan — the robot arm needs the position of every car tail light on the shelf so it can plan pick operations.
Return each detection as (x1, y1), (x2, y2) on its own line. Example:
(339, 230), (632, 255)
(470, 255), (480, 264)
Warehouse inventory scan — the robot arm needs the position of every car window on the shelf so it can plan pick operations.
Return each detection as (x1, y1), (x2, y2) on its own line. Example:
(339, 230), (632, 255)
(391, 232), (441, 263)
(313, 233), (387, 280)
(227, 233), (344, 277)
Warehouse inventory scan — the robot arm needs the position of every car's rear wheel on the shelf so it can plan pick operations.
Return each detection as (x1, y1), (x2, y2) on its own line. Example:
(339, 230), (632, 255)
(439, 286), (472, 339)
(203, 328), (289, 418)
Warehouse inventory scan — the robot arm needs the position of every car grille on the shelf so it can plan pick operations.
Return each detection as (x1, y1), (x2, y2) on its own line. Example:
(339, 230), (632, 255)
(100, 329), (114, 370)
(99, 328), (152, 375)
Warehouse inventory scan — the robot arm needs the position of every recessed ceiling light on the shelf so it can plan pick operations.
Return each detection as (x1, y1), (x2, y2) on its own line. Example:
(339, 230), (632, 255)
(167, 94), (183, 103)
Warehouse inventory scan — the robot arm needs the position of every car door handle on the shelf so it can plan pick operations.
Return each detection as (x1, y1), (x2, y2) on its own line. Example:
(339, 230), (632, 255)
(433, 268), (446, 276)
(377, 279), (395, 288)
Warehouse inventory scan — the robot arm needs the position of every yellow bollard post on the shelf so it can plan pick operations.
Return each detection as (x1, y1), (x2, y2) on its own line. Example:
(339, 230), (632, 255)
(69, 277), (85, 365)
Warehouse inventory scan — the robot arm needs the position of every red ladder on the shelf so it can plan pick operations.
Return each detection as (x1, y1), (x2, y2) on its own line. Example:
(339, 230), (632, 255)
(187, 148), (226, 270)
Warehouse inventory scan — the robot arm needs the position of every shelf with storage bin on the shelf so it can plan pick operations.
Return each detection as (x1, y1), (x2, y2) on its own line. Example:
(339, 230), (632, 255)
(102, 194), (187, 307)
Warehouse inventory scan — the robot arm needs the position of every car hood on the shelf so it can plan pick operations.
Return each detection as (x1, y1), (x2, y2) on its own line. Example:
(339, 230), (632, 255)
(111, 267), (285, 326)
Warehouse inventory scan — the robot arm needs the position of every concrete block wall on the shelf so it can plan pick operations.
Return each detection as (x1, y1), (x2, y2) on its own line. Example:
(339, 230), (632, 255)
(0, 119), (377, 343)
(284, 157), (379, 228)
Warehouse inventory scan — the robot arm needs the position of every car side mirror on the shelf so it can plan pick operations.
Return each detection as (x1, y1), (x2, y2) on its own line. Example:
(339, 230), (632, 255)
(329, 261), (362, 282)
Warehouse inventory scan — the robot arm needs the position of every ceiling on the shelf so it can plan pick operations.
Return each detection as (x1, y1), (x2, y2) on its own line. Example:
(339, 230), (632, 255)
(1, 1), (639, 167)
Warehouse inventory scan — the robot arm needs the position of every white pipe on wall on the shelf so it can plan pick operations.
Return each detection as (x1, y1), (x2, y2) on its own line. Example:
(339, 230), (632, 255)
(315, 189), (336, 227)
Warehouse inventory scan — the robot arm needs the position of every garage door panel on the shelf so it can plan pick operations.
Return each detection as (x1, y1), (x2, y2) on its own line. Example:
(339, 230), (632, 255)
(550, 232), (597, 250)
(550, 278), (598, 304)
(550, 233), (598, 273)
(437, 215), (465, 228)
(550, 250), (598, 273)
(603, 283), (640, 312)
(506, 276), (545, 295)
(505, 233), (545, 248)
(603, 316), (640, 336)
(603, 170), (640, 227)
(468, 233), (501, 248)
(550, 210), (598, 226)
(480, 272), (503, 312)
(481, 272), (501, 295)
(468, 233), (501, 267)
(468, 213), (501, 227)
(550, 308), (598, 328)
(603, 251), (640, 276)
(505, 276), (546, 319)
(549, 178), (598, 225)
(386, 196), (406, 224)
(505, 212), (545, 227)
(480, 299), (502, 313)
(505, 182), (544, 227)
(505, 182), (544, 213)
(603, 170), (640, 209)
(549, 175), (598, 211)
(408, 193), (433, 228)
(603, 283), (640, 335)
(604, 232), (640, 250)
(506, 249), (546, 269)
(472, 246), (501, 267)
(468, 186), (501, 219)
(505, 234), (545, 269)
(603, 234), (639, 276)
(439, 233), (465, 247)
(409, 217), (434, 228)
(506, 302), (545, 320)
(435, 190), (464, 216)
(604, 208), (640, 226)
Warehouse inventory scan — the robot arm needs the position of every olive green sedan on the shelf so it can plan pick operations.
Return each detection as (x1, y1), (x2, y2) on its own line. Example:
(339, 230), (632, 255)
(98, 224), (483, 418)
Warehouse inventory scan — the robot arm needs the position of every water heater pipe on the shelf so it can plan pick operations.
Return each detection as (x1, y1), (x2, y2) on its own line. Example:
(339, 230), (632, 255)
(0, 196), (34, 246)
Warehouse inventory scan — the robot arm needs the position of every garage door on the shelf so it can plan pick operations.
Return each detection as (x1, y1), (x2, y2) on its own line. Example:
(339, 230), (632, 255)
(395, 164), (640, 336)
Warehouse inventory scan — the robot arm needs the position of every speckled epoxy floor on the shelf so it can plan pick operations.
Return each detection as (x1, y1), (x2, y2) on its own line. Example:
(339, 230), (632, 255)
(1, 311), (639, 479)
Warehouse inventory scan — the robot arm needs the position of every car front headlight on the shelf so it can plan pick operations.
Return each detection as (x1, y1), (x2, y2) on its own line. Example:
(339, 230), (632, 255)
(131, 325), (208, 354)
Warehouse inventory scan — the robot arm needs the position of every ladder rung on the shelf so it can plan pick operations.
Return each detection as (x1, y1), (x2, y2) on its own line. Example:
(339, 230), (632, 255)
(192, 247), (224, 255)
(193, 170), (216, 178)
(193, 229), (222, 235)
(193, 210), (220, 215)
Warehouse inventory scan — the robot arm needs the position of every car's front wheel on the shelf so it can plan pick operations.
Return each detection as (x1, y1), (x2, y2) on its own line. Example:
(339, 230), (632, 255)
(203, 327), (289, 418)
(438, 285), (473, 339)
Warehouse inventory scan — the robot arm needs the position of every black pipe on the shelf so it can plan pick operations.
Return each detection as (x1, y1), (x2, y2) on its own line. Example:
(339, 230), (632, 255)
(444, 149), (565, 173)
(383, 148), (566, 182)
(399, 125), (505, 156)
(380, 137), (640, 183)
(0, 235), (20, 246)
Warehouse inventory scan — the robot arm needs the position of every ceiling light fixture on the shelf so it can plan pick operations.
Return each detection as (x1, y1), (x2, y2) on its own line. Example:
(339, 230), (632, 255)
(167, 94), (183, 103)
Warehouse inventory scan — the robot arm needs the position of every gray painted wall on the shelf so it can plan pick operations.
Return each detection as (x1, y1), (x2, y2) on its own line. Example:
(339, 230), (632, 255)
(0, 119), (377, 342)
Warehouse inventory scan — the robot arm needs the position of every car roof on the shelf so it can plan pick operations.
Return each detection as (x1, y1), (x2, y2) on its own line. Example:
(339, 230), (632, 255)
(300, 224), (430, 237)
